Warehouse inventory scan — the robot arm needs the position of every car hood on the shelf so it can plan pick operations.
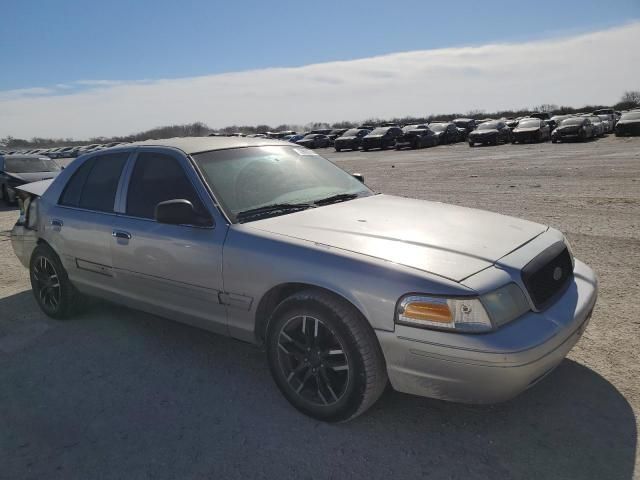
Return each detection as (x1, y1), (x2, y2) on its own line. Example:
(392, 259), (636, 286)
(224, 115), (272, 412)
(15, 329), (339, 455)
(245, 194), (547, 282)
(471, 129), (498, 135)
(513, 127), (540, 133)
(336, 136), (358, 141)
(6, 171), (60, 183)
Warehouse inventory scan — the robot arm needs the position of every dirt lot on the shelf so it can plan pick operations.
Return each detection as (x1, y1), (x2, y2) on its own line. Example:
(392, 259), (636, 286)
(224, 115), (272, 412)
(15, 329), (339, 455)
(1, 136), (639, 479)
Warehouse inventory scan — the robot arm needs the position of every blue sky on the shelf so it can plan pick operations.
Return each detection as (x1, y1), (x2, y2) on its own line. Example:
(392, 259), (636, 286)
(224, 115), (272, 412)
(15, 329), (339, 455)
(1, 0), (639, 91)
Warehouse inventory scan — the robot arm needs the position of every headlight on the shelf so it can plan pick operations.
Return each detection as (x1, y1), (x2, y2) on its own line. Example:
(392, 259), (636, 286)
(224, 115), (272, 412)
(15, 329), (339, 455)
(397, 295), (493, 332)
(480, 283), (530, 327)
(397, 283), (531, 333)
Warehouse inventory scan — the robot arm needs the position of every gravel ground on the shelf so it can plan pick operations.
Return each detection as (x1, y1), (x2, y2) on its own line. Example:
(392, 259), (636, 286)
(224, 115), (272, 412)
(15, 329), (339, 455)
(1, 136), (638, 480)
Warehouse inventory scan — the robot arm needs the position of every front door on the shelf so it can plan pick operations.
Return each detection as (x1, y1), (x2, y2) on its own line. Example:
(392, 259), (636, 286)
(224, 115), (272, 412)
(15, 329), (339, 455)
(110, 148), (228, 335)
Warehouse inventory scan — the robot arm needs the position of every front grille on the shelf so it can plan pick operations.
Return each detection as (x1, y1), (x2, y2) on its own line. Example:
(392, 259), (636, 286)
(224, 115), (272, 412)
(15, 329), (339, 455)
(521, 243), (573, 310)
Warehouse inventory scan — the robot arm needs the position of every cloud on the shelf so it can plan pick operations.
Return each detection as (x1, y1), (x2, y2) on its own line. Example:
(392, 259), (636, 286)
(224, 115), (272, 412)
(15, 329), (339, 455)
(2, 22), (639, 139)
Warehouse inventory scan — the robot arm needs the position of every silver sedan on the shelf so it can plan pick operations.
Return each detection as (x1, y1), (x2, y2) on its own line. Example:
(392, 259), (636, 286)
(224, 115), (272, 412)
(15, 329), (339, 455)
(11, 137), (597, 422)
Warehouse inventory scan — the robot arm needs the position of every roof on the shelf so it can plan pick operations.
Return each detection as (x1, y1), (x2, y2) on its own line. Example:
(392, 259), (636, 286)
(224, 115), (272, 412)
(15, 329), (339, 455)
(129, 136), (293, 155)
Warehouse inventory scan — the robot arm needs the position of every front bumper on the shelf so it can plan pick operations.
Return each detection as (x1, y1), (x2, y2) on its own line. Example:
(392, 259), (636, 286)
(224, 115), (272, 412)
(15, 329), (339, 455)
(376, 259), (598, 404)
(468, 134), (497, 143)
(513, 131), (540, 142)
(335, 140), (359, 150)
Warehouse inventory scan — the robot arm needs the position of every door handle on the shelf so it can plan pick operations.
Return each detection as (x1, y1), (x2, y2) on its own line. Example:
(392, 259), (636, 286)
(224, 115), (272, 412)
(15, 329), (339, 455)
(112, 230), (132, 240)
(51, 219), (63, 229)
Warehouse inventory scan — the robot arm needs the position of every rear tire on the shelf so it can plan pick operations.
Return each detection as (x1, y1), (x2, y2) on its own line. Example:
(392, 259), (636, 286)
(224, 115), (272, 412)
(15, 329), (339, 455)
(29, 244), (85, 319)
(266, 289), (388, 422)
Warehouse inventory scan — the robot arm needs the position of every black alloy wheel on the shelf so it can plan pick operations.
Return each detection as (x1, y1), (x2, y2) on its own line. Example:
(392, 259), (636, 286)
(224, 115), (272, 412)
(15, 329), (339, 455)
(266, 290), (388, 422)
(29, 244), (84, 319)
(276, 315), (350, 408)
(32, 255), (61, 313)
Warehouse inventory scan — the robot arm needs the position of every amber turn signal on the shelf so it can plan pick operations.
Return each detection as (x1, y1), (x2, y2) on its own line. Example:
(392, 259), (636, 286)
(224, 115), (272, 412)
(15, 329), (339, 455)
(402, 301), (453, 323)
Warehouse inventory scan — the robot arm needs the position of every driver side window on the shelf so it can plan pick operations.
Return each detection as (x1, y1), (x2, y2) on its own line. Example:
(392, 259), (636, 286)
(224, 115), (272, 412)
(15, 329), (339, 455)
(126, 152), (205, 220)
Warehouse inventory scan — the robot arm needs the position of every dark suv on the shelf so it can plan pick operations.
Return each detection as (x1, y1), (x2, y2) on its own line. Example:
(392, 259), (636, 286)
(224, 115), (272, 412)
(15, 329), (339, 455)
(361, 127), (403, 151)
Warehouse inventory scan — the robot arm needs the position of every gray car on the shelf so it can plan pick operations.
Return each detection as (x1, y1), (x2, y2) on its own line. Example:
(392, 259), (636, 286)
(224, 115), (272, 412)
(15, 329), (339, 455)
(10, 137), (597, 422)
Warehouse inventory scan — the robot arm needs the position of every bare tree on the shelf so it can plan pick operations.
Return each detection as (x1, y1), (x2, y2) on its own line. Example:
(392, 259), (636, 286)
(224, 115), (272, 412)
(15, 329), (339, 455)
(536, 104), (558, 113)
(620, 90), (640, 106)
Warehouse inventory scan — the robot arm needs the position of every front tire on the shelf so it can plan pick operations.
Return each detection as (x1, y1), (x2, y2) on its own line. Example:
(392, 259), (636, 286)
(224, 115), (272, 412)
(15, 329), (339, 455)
(266, 290), (388, 422)
(30, 244), (84, 319)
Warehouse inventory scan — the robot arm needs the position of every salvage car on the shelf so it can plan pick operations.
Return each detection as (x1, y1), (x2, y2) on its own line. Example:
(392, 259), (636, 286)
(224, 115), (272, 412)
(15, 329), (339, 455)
(511, 118), (551, 144)
(0, 154), (61, 205)
(588, 116), (606, 137)
(361, 126), (403, 151)
(453, 118), (477, 137)
(10, 137), (597, 422)
(334, 128), (370, 152)
(549, 115), (570, 131)
(427, 122), (459, 145)
(614, 111), (640, 136)
(551, 117), (595, 142)
(395, 125), (439, 150)
(295, 134), (331, 149)
(468, 120), (511, 146)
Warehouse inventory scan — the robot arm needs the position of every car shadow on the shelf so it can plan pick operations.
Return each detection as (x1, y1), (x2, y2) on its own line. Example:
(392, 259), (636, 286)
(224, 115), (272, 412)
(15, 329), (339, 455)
(0, 292), (636, 480)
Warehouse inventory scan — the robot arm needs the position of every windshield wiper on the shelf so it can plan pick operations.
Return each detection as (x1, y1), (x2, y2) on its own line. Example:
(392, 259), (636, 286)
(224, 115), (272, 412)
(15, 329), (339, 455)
(313, 193), (361, 206)
(236, 202), (314, 222)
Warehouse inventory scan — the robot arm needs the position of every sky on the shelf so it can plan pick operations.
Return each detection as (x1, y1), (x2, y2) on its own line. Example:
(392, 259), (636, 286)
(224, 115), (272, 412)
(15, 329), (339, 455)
(1, 0), (639, 139)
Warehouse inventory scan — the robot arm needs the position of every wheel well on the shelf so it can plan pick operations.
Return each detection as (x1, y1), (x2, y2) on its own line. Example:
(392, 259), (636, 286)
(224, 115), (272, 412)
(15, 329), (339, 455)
(254, 283), (364, 344)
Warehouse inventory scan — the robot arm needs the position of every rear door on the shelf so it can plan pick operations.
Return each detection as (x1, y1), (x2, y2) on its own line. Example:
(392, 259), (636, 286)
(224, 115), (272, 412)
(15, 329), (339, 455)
(48, 151), (131, 293)
(110, 147), (228, 334)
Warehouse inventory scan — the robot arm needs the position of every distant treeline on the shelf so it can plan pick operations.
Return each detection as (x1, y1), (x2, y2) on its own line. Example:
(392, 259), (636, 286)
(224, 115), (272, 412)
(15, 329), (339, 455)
(3, 91), (639, 149)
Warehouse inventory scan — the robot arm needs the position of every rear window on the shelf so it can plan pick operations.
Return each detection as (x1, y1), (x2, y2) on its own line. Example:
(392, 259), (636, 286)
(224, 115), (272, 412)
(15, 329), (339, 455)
(59, 152), (129, 212)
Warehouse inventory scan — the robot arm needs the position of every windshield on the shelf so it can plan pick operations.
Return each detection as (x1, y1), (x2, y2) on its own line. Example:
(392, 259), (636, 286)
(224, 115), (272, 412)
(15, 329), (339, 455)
(621, 112), (640, 121)
(342, 129), (360, 136)
(369, 128), (388, 135)
(517, 120), (540, 128)
(4, 157), (61, 173)
(429, 123), (446, 132)
(590, 117), (601, 123)
(561, 118), (584, 126)
(478, 122), (499, 130)
(403, 125), (426, 132)
(193, 146), (372, 222)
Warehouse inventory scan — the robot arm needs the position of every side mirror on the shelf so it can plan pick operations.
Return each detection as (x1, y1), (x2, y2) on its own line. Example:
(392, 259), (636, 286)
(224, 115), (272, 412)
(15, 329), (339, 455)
(352, 173), (365, 183)
(155, 199), (212, 226)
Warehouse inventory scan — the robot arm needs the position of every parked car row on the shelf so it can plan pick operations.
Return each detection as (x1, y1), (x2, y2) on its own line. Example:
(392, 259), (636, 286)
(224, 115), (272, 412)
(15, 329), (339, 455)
(1, 141), (131, 160)
(1, 109), (637, 163)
